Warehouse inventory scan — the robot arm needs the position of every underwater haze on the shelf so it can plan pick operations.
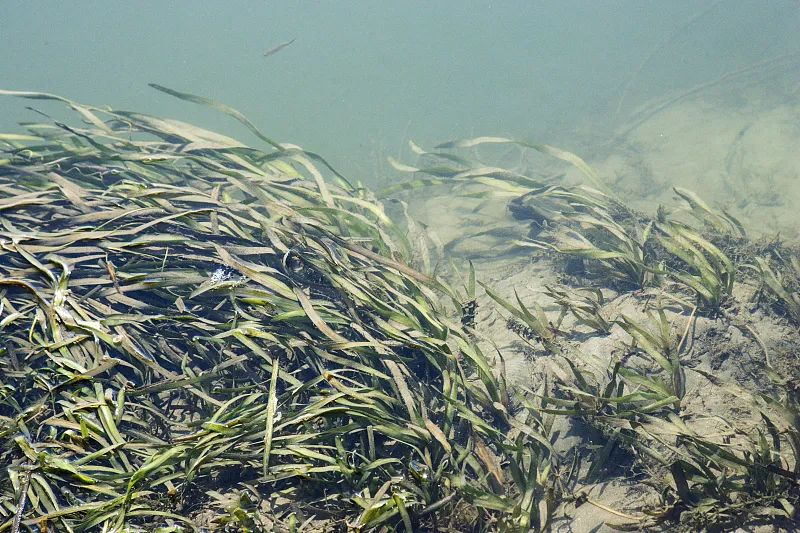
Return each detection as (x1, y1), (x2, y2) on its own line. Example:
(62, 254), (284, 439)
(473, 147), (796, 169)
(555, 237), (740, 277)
(2, 1), (798, 184)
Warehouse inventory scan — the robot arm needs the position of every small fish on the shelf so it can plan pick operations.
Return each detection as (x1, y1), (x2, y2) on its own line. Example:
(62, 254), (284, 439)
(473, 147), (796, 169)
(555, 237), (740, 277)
(263, 38), (296, 58)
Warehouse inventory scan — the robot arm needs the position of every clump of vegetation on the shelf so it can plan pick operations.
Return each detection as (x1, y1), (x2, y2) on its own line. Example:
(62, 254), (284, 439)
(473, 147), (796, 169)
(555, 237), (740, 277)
(617, 308), (686, 409)
(387, 137), (748, 317)
(754, 254), (800, 324)
(392, 137), (800, 530)
(546, 286), (614, 336)
(653, 218), (735, 315)
(0, 88), (558, 531)
(481, 283), (557, 354)
(528, 189), (655, 291)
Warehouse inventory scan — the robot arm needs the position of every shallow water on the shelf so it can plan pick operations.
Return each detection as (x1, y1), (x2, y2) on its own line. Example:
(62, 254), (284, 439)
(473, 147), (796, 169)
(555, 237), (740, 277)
(3, 3), (800, 531)
(2, 1), (798, 191)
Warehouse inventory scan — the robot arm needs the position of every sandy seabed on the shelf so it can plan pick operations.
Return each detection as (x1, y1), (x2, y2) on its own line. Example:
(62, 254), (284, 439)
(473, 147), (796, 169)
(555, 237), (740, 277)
(402, 75), (800, 532)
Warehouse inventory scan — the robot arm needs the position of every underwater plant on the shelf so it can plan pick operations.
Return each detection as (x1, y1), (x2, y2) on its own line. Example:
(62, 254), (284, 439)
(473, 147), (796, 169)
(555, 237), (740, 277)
(0, 87), (556, 532)
(545, 286), (614, 336)
(654, 218), (735, 315)
(533, 210), (653, 290)
(617, 308), (686, 408)
(480, 283), (557, 354)
(754, 255), (800, 324)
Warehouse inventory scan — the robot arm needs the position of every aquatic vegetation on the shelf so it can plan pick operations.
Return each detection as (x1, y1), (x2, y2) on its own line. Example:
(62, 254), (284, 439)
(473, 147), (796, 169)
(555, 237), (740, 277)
(389, 141), (655, 290)
(382, 136), (604, 199)
(0, 88), (555, 531)
(481, 283), (556, 353)
(617, 309), (685, 408)
(541, 309), (800, 530)
(671, 186), (746, 238)
(525, 187), (655, 291)
(392, 140), (747, 317)
(754, 255), (800, 324)
(512, 187), (642, 289)
(654, 218), (735, 315)
(449, 260), (478, 330)
(545, 286), (613, 335)
(3, 83), (800, 532)
(537, 309), (685, 477)
(389, 137), (800, 530)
